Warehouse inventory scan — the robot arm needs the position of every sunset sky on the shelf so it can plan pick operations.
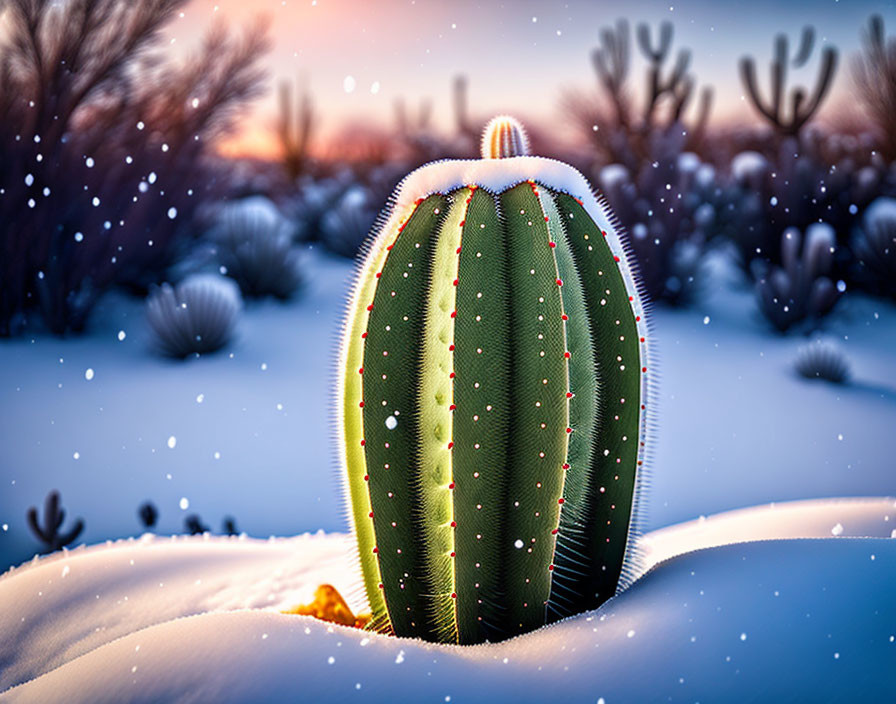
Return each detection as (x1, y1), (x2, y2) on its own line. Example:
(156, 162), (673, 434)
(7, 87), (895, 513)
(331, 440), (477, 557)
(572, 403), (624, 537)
(166, 0), (896, 157)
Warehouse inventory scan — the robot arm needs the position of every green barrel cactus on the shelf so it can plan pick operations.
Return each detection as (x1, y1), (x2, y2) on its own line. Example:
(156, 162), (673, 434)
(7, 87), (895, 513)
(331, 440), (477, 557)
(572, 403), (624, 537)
(338, 116), (652, 644)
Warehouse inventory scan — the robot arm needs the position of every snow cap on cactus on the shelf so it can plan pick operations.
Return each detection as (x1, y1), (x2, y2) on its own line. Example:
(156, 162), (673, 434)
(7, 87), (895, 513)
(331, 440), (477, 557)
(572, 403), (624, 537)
(337, 115), (653, 644)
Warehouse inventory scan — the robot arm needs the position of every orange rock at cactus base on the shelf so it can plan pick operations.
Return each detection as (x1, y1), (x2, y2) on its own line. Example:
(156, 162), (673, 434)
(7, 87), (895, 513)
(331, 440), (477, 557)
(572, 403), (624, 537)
(282, 584), (371, 629)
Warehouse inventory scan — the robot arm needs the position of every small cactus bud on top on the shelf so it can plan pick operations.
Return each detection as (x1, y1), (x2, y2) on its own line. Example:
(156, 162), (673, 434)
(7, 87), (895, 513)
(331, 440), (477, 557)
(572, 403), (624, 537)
(481, 115), (530, 159)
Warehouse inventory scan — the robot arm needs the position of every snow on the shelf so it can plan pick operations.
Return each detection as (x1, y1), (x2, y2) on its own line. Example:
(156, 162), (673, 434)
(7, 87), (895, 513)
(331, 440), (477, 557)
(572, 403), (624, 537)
(1, 249), (895, 571)
(0, 499), (893, 702)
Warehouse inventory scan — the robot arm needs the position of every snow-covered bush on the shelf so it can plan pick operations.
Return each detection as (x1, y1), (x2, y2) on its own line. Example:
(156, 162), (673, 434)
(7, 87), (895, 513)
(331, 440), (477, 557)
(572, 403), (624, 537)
(852, 197), (896, 298)
(145, 275), (241, 358)
(319, 186), (380, 258)
(598, 146), (721, 304)
(723, 135), (887, 279)
(213, 197), (303, 299)
(794, 340), (851, 384)
(753, 224), (841, 333)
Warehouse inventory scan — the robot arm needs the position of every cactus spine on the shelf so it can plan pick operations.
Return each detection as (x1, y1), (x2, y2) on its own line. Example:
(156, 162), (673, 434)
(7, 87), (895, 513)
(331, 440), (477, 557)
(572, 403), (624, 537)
(338, 116), (650, 644)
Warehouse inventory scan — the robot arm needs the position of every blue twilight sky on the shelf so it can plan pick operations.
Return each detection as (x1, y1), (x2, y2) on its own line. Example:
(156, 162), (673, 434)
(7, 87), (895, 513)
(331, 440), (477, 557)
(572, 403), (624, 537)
(167, 0), (896, 155)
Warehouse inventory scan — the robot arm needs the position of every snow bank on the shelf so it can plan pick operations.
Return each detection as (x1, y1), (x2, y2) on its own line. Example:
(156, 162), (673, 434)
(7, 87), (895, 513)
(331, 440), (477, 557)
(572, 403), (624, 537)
(1, 499), (894, 702)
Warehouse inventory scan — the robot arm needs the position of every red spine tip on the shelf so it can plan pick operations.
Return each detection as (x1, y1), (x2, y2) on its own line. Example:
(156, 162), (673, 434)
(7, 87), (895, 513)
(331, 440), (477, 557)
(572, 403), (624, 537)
(361, 332), (368, 339)
(450, 310), (457, 318)
(366, 304), (373, 311)
(452, 279), (459, 286)
(447, 442), (454, 449)
(363, 474), (369, 481)
(566, 392), (573, 398)
(564, 352), (571, 359)
(448, 344), (455, 351)
(359, 401), (365, 408)
(450, 552), (456, 557)
(548, 564), (554, 571)
(450, 521), (457, 527)
(448, 482), (455, 489)
(368, 512), (374, 518)
(561, 314), (569, 321)
(562, 463), (570, 469)
(558, 498), (565, 504)
(566, 427), (572, 434)
(614, 255), (620, 262)
(358, 367), (364, 374)
(375, 272), (382, 278)
(548, 241), (556, 248)
(449, 404), (456, 411)
(556, 278), (563, 286)
(360, 439), (366, 446)
(450, 593), (457, 599)
(449, 372), (456, 379)
(551, 529), (559, 535)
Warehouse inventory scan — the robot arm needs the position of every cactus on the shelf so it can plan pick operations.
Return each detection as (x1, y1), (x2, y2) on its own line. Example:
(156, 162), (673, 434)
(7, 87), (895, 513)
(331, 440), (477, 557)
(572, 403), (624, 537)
(27, 491), (84, 554)
(138, 501), (159, 529)
(338, 116), (652, 644)
(753, 224), (841, 333)
(740, 26), (838, 137)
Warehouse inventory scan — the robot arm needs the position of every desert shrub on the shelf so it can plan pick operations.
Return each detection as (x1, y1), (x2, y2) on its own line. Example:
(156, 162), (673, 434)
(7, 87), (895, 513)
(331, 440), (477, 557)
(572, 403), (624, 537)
(754, 224), (841, 333)
(319, 186), (379, 258)
(795, 340), (851, 384)
(0, 0), (269, 335)
(852, 197), (896, 298)
(145, 274), (241, 358)
(212, 196), (303, 299)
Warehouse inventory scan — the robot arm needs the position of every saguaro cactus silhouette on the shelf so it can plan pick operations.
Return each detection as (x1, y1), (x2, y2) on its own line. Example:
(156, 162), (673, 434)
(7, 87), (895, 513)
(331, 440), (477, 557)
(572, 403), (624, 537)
(338, 117), (652, 644)
(27, 491), (84, 554)
(740, 26), (838, 136)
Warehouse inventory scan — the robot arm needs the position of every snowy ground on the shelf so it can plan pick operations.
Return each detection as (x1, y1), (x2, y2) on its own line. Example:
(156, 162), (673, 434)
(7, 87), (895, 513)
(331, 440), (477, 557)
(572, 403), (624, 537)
(1, 499), (893, 702)
(1, 248), (895, 570)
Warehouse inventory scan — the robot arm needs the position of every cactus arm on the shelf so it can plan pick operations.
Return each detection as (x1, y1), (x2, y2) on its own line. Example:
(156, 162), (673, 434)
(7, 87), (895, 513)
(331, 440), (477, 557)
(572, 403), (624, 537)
(552, 191), (646, 604)
(342, 195), (444, 634)
(416, 187), (472, 642)
(451, 186), (512, 644)
(537, 189), (601, 621)
(26, 507), (47, 544)
(59, 519), (84, 548)
(795, 46), (837, 131)
(499, 183), (570, 637)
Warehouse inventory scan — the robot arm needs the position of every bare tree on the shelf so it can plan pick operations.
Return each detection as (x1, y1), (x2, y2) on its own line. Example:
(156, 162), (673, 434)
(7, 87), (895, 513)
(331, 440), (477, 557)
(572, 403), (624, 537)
(0, 0), (270, 335)
(852, 14), (896, 161)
